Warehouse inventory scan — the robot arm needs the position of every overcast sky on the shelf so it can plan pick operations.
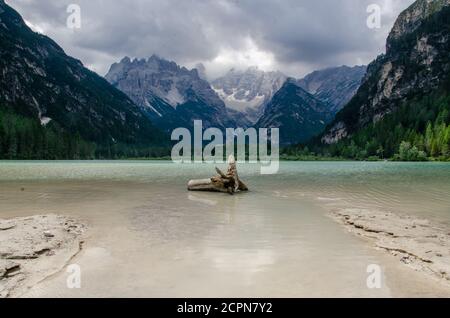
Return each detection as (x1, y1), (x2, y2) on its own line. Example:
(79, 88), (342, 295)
(6, 0), (414, 79)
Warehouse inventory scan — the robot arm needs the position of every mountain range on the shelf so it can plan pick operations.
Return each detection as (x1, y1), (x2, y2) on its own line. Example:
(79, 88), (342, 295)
(106, 56), (366, 143)
(256, 79), (334, 145)
(2, 0), (446, 159)
(105, 56), (240, 132)
(0, 0), (367, 152)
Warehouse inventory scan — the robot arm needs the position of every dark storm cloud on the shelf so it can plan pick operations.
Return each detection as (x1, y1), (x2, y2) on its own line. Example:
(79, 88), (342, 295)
(6, 0), (414, 78)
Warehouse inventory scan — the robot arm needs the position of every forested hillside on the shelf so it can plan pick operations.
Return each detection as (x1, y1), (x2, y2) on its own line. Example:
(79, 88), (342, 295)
(301, 1), (450, 161)
(0, 1), (168, 159)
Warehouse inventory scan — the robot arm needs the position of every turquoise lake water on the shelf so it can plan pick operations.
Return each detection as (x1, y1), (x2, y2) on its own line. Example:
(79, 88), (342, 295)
(0, 161), (449, 297)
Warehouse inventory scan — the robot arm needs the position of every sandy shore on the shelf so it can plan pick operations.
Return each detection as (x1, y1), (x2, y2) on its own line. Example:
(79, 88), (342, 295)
(0, 215), (86, 298)
(2, 209), (449, 297)
(329, 208), (450, 288)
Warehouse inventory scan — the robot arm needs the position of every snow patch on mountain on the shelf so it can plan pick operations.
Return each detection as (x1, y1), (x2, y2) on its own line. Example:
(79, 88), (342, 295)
(213, 87), (265, 113)
(212, 67), (287, 123)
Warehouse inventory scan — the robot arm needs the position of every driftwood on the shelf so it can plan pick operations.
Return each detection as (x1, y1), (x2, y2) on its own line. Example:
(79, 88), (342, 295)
(188, 155), (249, 195)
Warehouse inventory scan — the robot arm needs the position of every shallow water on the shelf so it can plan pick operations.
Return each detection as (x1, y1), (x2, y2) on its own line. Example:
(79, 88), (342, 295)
(0, 161), (449, 297)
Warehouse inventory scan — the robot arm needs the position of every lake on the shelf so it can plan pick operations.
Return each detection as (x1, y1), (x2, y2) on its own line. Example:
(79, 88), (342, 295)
(0, 161), (449, 297)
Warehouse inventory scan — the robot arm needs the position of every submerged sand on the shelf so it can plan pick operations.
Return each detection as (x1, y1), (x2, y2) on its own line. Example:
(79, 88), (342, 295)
(5, 209), (450, 298)
(1, 161), (450, 297)
(0, 215), (85, 298)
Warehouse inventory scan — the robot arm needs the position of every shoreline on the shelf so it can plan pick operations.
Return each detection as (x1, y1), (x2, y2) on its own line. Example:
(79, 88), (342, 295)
(328, 208), (450, 289)
(0, 215), (86, 298)
(1, 158), (450, 163)
(1, 209), (449, 297)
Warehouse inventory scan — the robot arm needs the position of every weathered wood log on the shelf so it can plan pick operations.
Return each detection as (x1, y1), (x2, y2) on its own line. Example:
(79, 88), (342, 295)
(187, 179), (230, 193)
(187, 155), (249, 194)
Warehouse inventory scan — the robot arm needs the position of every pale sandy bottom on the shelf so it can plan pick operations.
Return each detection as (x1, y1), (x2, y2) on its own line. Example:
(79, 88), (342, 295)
(0, 178), (449, 298)
(0, 161), (449, 297)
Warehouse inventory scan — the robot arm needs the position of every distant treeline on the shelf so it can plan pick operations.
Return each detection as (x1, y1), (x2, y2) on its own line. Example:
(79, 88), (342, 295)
(284, 92), (450, 161)
(0, 108), (170, 160)
(2, 90), (450, 162)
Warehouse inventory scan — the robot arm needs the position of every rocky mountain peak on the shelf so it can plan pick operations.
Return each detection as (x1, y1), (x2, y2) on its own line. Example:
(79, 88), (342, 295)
(194, 63), (207, 80)
(211, 66), (287, 123)
(106, 55), (218, 107)
(388, 0), (450, 47)
(256, 79), (333, 145)
(297, 65), (366, 113)
(120, 56), (131, 64)
(105, 55), (233, 131)
(322, 0), (450, 145)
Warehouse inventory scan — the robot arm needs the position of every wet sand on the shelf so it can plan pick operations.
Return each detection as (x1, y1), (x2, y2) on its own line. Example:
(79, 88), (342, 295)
(330, 208), (450, 287)
(0, 215), (85, 297)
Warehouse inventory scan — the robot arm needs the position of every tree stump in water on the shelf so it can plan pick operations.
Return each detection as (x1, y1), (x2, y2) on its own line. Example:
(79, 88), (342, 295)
(187, 155), (249, 195)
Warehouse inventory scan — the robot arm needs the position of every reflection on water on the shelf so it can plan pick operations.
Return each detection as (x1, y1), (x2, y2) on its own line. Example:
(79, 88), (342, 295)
(188, 194), (218, 206)
(0, 161), (449, 297)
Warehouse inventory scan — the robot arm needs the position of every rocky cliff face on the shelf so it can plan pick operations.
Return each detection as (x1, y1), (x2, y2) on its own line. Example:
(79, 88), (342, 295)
(105, 56), (234, 131)
(212, 67), (287, 123)
(297, 65), (366, 113)
(0, 1), (164, 146)
(322, 0), (450, 144)
(388, 0), (450, 43)
(256, 80), (333, 145)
